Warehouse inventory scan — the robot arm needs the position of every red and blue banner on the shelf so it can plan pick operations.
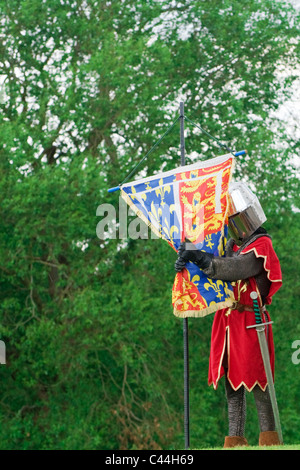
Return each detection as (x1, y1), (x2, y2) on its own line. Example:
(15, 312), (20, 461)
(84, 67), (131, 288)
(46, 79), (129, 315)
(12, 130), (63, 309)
(121, 153), (235, 317)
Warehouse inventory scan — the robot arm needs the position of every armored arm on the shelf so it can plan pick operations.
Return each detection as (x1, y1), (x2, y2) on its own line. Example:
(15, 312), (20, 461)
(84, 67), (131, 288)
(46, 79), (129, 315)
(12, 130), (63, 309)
(202, 252), (264, 282)
(175, 240), (264, 282)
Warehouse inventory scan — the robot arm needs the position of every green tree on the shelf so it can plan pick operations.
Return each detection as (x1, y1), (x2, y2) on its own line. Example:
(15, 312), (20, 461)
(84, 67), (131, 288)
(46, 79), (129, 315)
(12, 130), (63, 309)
(0, 0), (299, 449)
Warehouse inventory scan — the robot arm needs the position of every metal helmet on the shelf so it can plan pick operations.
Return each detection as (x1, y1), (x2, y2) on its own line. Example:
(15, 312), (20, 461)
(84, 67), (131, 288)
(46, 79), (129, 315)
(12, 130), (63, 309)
(227, 181), (267, 242)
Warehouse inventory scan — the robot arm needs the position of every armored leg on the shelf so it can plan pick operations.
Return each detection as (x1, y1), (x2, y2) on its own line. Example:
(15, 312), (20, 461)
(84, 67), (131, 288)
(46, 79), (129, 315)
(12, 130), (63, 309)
(252, 385), (281, 446)
(252, 385), (275, 432)
(224, 373), (247, 437)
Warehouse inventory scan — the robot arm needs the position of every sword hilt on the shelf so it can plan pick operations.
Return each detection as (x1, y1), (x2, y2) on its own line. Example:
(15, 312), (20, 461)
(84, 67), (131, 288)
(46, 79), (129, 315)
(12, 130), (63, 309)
(250, 291), (262, 324)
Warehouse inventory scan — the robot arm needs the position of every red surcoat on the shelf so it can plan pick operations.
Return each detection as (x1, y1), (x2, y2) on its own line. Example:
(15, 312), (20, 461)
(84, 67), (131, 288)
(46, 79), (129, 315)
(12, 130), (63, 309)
(208, 236), (282, 392)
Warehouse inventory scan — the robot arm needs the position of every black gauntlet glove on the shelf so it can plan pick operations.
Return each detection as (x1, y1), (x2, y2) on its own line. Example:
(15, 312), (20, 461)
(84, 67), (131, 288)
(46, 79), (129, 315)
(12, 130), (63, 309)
(175, 240), (214, 272)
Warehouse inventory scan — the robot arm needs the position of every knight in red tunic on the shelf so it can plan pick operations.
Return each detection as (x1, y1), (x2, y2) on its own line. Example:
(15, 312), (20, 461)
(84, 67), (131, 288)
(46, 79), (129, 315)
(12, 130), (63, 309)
(175, 182), (282, 448)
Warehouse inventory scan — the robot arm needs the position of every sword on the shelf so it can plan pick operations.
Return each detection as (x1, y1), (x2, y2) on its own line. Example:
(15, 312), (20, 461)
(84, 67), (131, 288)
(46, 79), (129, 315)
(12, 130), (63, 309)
(247, 291), (283, 445)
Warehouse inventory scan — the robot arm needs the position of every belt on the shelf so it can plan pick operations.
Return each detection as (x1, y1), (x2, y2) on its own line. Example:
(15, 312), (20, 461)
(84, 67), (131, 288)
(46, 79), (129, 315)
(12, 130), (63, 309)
(230, 301), (266, 314)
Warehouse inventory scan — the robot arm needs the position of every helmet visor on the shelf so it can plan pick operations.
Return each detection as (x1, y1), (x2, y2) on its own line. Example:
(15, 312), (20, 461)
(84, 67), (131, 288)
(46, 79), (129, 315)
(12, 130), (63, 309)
(228, 182), (267, 242)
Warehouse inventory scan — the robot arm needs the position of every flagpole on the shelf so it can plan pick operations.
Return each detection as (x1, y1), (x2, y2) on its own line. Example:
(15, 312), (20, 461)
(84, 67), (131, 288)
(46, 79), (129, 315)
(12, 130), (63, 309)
(180, 101), (190, 450)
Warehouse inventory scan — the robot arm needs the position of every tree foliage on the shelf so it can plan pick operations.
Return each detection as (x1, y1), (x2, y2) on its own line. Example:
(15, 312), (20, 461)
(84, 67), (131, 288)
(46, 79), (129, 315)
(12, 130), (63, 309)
(0, 0), (299, 449)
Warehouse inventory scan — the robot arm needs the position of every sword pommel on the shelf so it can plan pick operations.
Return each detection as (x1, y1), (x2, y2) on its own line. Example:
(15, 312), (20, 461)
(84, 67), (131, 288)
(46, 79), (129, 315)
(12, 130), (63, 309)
(250, 291), (258, 300)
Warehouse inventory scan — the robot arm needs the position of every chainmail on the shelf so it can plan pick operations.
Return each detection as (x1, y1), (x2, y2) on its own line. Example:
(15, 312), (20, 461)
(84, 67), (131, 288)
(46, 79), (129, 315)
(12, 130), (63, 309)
(225, 374), (275, 435)
(253, 385), (276, 432)
(203, 233), (272, 303)
(225, 373), (247, 437)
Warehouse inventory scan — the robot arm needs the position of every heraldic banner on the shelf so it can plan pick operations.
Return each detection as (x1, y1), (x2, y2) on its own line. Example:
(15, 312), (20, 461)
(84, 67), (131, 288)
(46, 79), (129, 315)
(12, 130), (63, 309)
(120, 153), (235, 318)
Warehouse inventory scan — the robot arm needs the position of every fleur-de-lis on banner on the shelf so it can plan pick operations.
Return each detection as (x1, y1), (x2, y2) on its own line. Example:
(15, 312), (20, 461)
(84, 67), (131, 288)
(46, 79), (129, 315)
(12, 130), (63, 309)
(204, 278), (224, 300)
(155, 178), (171, 207)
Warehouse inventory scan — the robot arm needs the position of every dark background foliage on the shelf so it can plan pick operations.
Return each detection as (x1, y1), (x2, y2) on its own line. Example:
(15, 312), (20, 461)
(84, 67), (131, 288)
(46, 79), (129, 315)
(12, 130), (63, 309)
(0, 0), (299, 449)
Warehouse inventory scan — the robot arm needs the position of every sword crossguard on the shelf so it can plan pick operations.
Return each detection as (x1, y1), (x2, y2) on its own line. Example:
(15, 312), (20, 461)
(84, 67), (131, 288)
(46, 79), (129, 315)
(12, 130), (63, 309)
(246, 321), (273, 330)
